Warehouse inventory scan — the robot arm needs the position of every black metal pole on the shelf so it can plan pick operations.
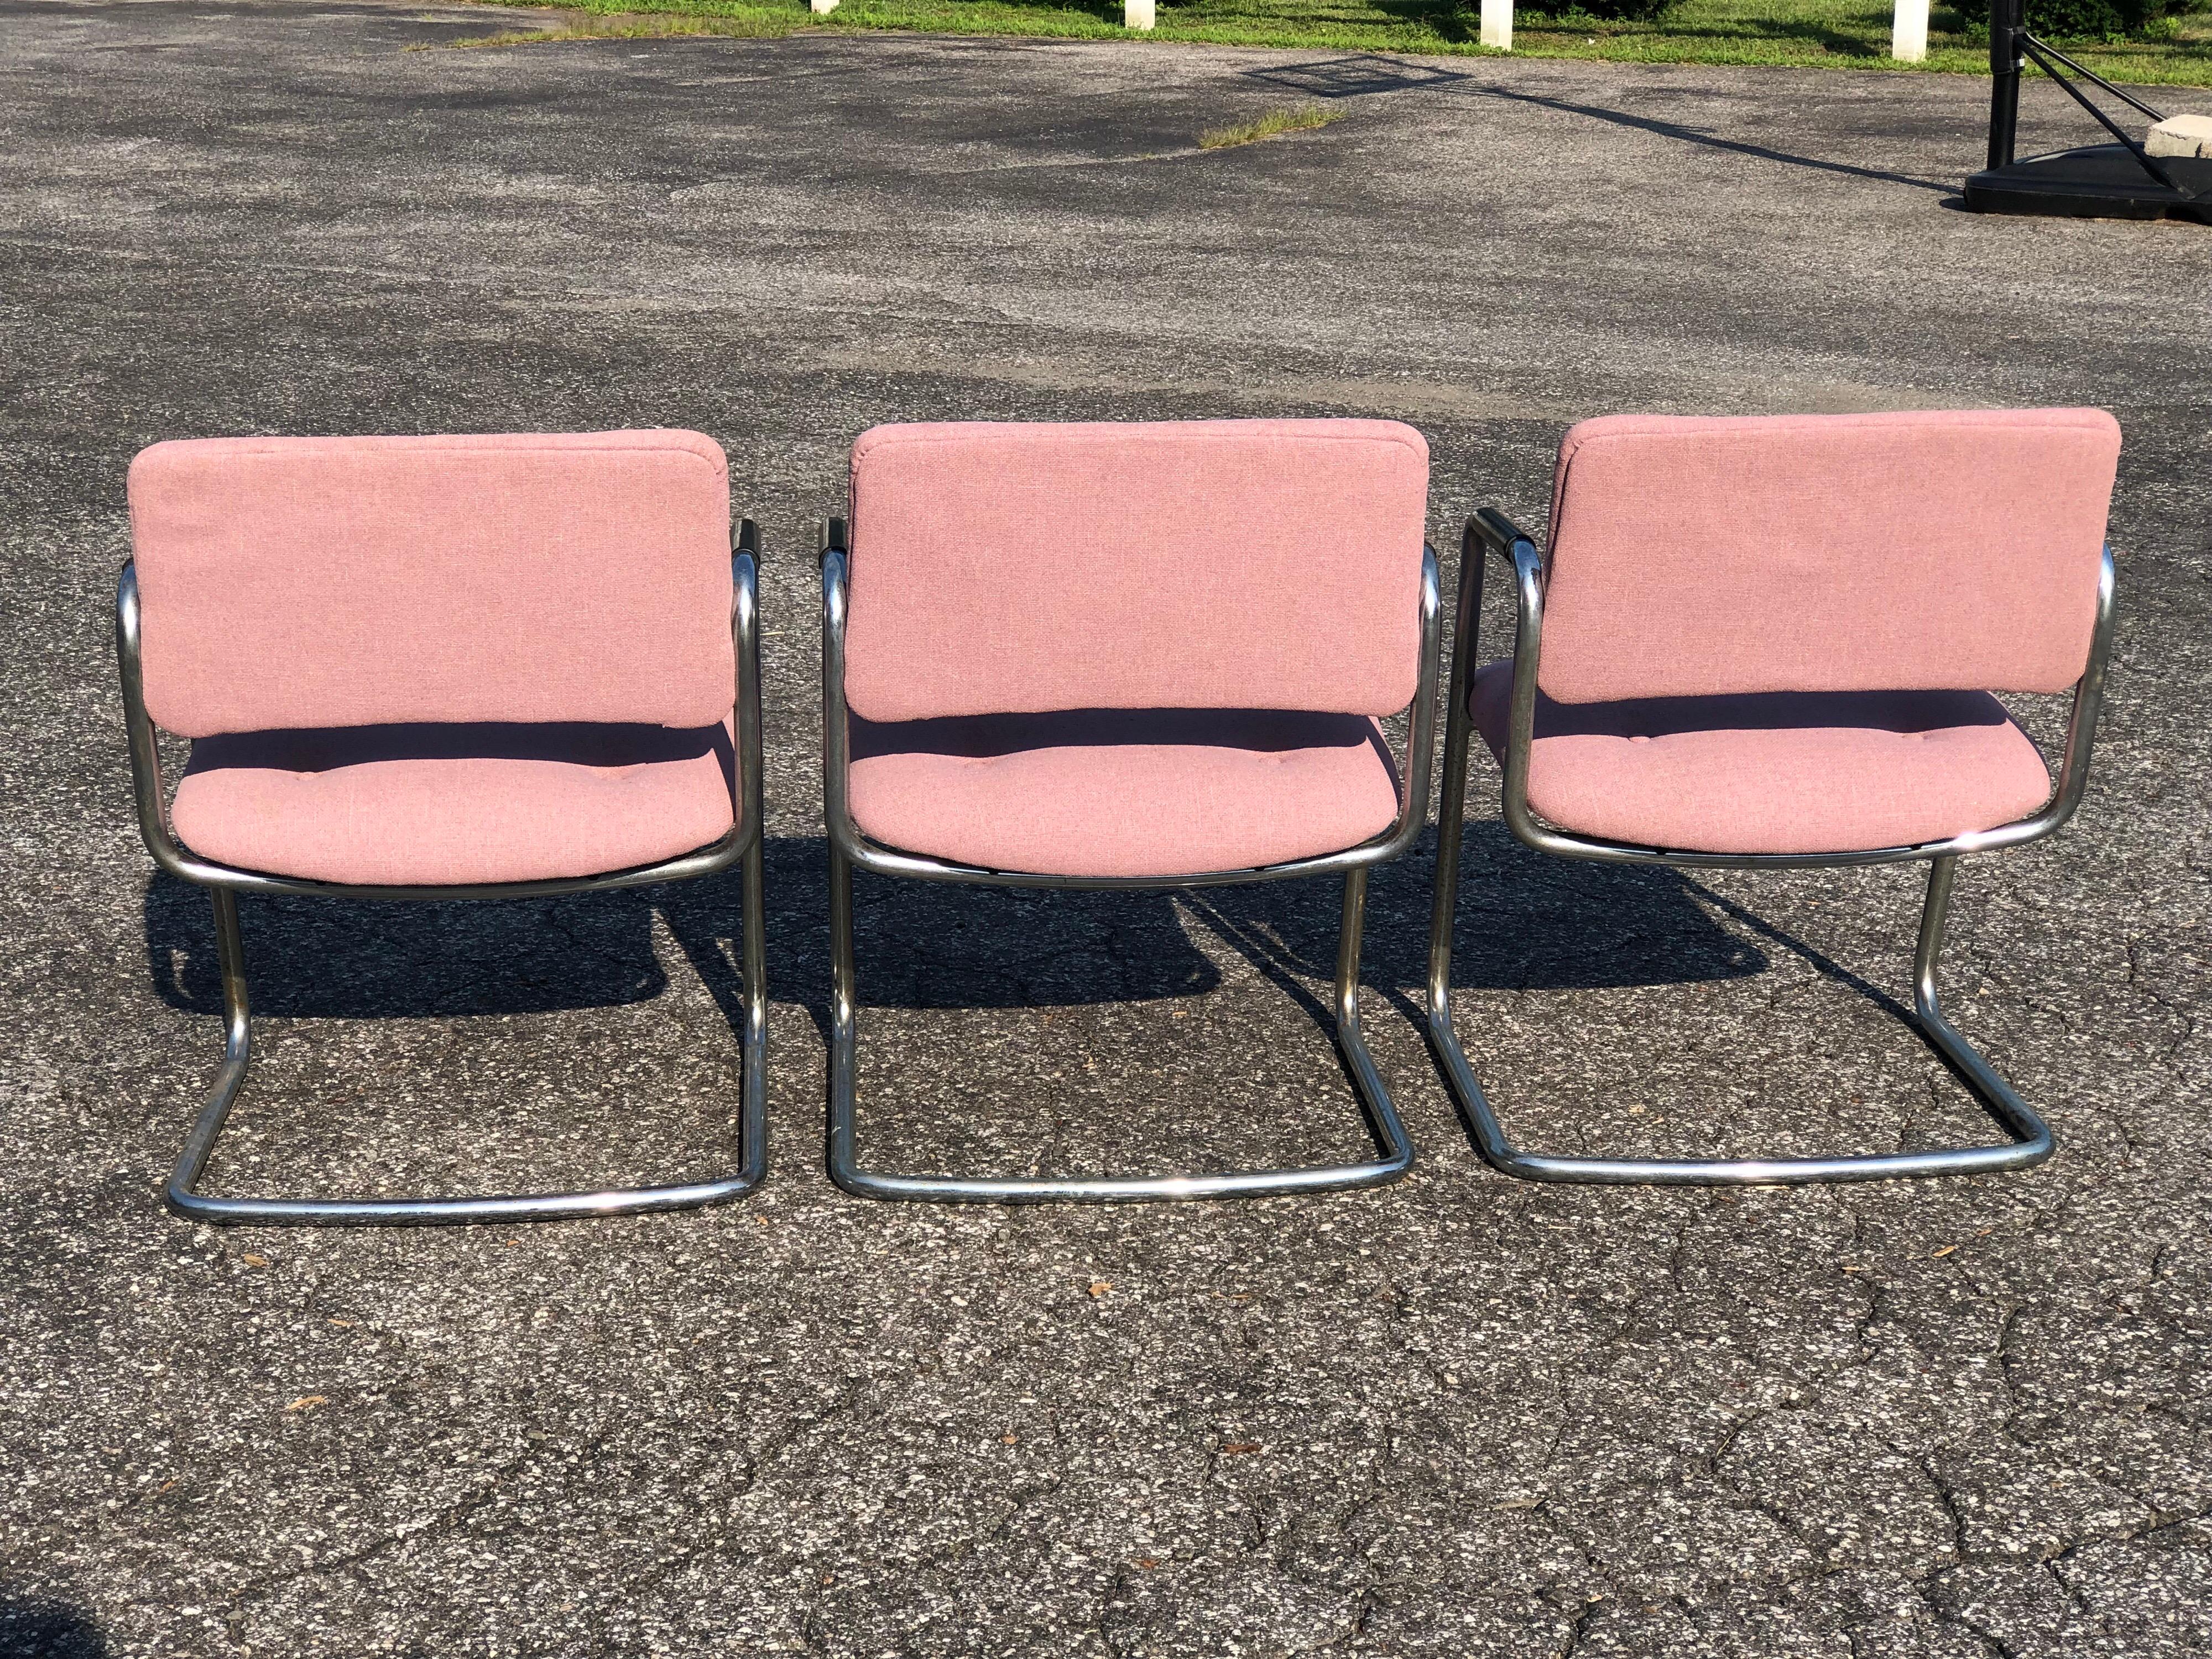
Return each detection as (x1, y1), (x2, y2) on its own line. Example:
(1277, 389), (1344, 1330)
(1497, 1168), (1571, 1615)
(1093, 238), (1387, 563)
(1987, 0), (2023, 170)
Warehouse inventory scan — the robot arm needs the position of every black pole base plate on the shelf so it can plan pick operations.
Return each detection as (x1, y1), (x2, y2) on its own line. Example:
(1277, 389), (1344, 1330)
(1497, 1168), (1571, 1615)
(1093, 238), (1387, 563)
(1966, 143), (2212, 223)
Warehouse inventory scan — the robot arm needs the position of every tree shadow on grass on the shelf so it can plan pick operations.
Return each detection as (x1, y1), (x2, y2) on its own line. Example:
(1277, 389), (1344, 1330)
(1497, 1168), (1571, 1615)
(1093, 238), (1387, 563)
(1522, 11), (1900, 55)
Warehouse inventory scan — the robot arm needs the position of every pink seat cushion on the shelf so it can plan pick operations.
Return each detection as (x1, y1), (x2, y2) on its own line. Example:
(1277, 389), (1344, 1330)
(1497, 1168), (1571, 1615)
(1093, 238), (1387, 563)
(1470, 663), (2053, 856)
(847, 710), (1400, 879)
(170, 724), (737, 887)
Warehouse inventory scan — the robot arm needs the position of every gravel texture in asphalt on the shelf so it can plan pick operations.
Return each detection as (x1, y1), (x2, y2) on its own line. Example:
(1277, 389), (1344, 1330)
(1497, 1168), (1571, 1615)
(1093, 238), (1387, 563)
(3, 3), (2209, 1653)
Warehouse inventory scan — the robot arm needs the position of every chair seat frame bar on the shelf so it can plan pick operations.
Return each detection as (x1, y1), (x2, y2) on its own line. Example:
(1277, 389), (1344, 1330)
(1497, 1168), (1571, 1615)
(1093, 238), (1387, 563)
(117, 531), (771, 1226)
(1424, 508), (2116, 1185)
(820, 521), (1441, 1203)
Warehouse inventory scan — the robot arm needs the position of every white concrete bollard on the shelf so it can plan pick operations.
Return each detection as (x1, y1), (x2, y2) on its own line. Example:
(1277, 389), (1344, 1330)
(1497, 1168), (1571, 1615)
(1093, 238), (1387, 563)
(810, 0), (839, 13)
(1480, 0), (1512, 50)
(1891, 0), (1929, 62)
(1125, 0), (1155, 29)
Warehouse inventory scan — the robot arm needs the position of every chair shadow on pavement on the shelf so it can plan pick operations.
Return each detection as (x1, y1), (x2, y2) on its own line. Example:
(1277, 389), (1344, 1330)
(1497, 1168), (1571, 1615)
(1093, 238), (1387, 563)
(139, 829), (1765, 1171)
(0, 1598), (108, 1659)
(1180, 818), (1765, 1032)
(144, 870), (673, 1020)
(143, 824), (1763, 1034)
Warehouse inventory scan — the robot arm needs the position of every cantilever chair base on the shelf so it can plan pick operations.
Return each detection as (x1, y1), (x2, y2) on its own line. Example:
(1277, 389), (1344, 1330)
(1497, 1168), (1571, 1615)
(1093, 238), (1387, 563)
(1426, 854), (2053, 1186)
(827, 857), (1415, 1204)
(164, 869), (768, 1228)
(1420, 504), (2114, 1188)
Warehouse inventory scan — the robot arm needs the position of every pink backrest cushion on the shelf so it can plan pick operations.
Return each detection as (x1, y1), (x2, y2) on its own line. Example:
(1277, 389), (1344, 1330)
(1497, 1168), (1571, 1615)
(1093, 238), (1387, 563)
(1537, 409), (2120, 702)
(843, 420), (1430, 722)
(130, 431), (733, 736)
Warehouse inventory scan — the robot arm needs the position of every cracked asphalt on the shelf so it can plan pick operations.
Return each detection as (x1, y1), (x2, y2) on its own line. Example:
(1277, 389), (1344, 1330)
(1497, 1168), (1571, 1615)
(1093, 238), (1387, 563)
(3, 2), (2210, 1653)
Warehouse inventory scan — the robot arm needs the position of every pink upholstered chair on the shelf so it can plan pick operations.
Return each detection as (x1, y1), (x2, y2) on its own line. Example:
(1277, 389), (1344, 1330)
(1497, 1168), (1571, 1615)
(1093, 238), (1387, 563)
(1427, 409), (2120, 1184)
(118, 431), (766, 1225)
(821, 419), (1441, 1201)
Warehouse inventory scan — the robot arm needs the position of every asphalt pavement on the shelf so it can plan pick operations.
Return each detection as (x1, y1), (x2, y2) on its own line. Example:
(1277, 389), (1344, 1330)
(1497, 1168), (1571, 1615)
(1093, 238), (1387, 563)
(2, 3), (2208, 1653)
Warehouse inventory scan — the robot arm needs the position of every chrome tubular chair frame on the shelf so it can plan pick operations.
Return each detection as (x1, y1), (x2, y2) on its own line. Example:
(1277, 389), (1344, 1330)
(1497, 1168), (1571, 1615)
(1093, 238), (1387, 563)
(820, 521), (1442, 1203)
(117, 529), (771, 1227)
(1424, 509), (2116, 1185)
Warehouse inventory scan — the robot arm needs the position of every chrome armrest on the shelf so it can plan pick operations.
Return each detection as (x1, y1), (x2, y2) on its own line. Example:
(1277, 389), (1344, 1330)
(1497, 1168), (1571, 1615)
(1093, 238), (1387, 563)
(819, 535), (859, 862)
(1446, 509), (1547, 848)
(1391, 542), (1444, 853)
(2008, 540), (2115, 848)
(116, 559), (195, 881)
(733, 519), (764, 852)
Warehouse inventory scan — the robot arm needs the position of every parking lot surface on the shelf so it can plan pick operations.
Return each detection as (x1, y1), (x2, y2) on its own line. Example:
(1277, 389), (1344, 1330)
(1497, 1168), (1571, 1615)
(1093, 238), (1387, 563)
(2, 2), (2208, 1652)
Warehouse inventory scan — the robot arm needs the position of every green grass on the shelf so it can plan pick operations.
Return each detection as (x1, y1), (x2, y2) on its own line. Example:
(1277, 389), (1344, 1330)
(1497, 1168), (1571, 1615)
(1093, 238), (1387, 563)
(433, 13), (796, 45)
(441, 16), (792, 43)
(460, 0), (2212, 84)
(1198, 101), (1345, 143)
